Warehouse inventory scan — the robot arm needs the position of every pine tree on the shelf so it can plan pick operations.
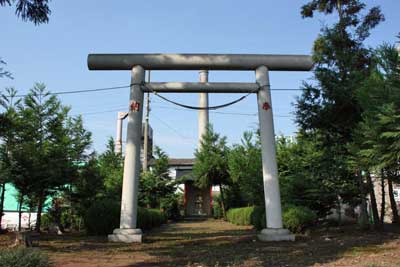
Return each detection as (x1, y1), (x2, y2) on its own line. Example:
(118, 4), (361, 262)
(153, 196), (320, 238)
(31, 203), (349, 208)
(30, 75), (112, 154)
(295, 0), (384, 225)
(9, 83), (91, 231)
(193, 125), (230, 217)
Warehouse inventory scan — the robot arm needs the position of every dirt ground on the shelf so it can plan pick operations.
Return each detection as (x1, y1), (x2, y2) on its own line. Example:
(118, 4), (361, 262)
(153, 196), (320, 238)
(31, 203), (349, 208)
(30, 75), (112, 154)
(1, 218), (400, 267)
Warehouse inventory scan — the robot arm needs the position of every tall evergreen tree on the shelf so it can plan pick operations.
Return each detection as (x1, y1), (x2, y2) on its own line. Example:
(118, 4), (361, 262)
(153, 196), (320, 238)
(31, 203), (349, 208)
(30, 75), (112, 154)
(295, 0), (384, 223)
(193, 125), (230, 217)
(355, 44), (400, 224)
(0, 87), (20, 230)
(9, 83), (91, 231)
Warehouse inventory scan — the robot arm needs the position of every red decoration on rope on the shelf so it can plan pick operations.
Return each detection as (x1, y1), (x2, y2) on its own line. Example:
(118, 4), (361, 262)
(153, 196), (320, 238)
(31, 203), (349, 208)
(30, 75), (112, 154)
(130, 101), (140, 112)
(262, 102), (271, 111)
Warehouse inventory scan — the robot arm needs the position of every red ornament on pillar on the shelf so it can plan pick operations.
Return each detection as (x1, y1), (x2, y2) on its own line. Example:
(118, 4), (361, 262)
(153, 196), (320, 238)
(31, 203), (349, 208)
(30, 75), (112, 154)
(130, 101), (140, 112)
(262, 102), (271, 111)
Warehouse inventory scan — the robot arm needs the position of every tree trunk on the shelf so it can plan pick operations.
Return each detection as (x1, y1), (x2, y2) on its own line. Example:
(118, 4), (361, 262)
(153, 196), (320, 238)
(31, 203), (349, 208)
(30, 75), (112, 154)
(0, 182), (5, 231)
(337, 195), (342, 225)
(388, 177), (399, 224)
(35, 191), (45, 232)
(366, 172), (381, 228)
(18, 194), (23, 232)
(357, 170), (369, 229)
(219, 183), (226, 219)
(380, 170), (386, 225)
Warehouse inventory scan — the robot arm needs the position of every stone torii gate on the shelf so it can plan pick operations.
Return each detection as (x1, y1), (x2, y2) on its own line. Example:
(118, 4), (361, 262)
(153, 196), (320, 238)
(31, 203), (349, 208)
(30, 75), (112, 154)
(87, 53), (313, 243)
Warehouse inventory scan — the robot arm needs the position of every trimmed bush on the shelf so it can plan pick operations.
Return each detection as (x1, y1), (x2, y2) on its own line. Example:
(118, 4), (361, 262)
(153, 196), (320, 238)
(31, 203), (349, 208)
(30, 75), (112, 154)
(84, 199), (120, 235)
(137, 208), (167, 230)
(282, 206), (317, 233)
(250, 206), (266, 230)
(226, 205), (317, 233)
(84, 199), (167, 235)
(227, 206), (257, 226)
(0, 248), (50, 267)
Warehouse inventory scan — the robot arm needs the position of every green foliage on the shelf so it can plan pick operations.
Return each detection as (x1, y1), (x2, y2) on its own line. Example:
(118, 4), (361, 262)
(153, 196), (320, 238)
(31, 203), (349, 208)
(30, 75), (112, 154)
(227, 206), (317, 233)
(226, 206), (254, 226)
(98, 138), (124, 200)
(227, 131), (264, 207)
(251, 206), (266, 230)
(212, 196), (223, 219)
(193, 124), (230, 216)
(40, 213), (52, 230)
(194, 125), (230, 189)
(0, 248), (50, 267)
(226, 206), (265, 229)
(0, 59), (12, 79)
(5, 84), (92, 230)
(84, 199), (120, 235)
(137, 208), (167, 230)
(295, 0), (385, 219)
(282, 206), (317, 233)
(84, 199), (167, 235)
(277, 135), (341, 217)
(0, 0), (51, 25)
(160, 193), (181, 220)
(354, 44), (400, 174)
(139, 147), (177, 218)
(70, 154), (105, 217)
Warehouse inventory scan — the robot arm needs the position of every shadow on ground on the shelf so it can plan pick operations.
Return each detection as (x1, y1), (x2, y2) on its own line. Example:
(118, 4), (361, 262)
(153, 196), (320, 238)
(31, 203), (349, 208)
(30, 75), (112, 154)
(125, 219), (400, 267)
(13, 218), (400, 267)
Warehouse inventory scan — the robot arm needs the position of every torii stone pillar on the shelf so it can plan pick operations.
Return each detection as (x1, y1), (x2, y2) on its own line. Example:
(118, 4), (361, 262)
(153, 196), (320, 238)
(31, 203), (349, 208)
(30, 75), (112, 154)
(198, 70), (209, 147)
(256, 66), (294, 241)
(108, 65), (145, 243)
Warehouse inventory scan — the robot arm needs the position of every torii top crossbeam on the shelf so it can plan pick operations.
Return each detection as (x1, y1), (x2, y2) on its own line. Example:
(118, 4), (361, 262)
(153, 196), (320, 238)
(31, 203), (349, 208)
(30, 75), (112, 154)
(88, 53), (313, 71)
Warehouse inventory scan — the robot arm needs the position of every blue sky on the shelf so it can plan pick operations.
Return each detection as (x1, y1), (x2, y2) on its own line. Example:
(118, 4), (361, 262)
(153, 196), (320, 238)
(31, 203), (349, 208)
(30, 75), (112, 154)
(1, 0), (399, 158)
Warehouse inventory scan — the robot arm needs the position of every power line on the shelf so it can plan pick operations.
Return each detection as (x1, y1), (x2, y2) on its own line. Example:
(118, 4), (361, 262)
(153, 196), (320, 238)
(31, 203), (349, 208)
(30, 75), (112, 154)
(151, 113), (196, 142)
(14, 84), (132, 98)
(151, 104), (292, 117)
(73, 107), (126, 116)
(69, 103), (293, 118)
(10, 84), (305, 98)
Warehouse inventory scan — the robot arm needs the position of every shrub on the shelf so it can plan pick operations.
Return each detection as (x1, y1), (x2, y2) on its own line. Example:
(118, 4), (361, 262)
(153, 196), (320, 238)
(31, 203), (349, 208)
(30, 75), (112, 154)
(84, 199), (120, 235)
(282, 206), (317, 233)
(160, 194), (181, 220)
(84, 199), (167, 235)
(137, 208), (167, 230)
(0, 248), (50, 267)
(250, 206), (265, 230)
(227, 206), (256, 225)
(226, 205), (317, 233)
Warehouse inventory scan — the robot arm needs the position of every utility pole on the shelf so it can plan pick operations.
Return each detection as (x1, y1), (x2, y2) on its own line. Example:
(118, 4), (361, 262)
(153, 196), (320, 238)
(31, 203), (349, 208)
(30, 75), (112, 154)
(142, 70), (151, 171)
(115, 112), (128, 154)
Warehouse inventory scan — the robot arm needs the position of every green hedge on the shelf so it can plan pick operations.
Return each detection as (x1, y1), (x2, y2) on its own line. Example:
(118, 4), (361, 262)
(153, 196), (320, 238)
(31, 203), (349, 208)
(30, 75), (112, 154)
(84, 199), (120, 235)
(226, 205), (316, 233)
(84, 199), (167, 235)
(137, 208), (167, 230)
(282, 205), (317, 232)
(0, 248), (50, 267)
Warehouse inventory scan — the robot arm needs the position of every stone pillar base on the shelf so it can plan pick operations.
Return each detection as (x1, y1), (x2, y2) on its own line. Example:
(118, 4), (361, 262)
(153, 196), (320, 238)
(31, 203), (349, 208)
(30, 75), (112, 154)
(108, 228), (142, 243)
(257, 228), (295, 242)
